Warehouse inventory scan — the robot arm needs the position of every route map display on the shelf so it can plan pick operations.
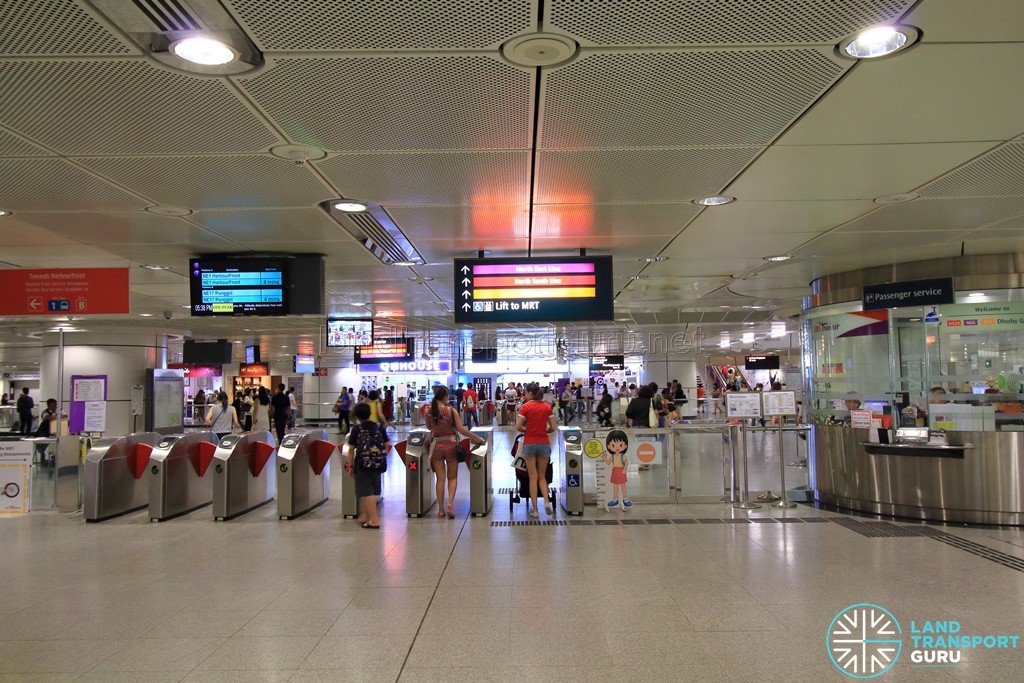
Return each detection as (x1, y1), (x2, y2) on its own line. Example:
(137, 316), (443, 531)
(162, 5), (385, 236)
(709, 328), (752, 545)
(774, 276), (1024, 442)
(453, 256), (613, 323)
(189, 257), (287, 316)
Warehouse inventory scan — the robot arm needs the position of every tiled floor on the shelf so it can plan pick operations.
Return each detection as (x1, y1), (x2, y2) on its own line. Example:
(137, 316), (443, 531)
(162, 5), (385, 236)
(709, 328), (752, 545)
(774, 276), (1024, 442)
(2, 425), (1023, 681)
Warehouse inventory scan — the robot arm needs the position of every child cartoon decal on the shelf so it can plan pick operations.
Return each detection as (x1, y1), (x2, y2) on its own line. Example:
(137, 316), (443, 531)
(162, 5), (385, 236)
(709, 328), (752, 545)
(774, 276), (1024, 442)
(602, 429), (632, 511)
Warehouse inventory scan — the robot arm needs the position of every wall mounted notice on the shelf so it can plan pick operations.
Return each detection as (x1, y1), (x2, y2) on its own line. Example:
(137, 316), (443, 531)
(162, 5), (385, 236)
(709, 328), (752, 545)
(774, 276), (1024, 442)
(83, 401), (107, 432)
(69, 375), (106, 434)
(0, 440), (31, 515)
(762, 391), (796, 417)
(453, 256), (613, 323)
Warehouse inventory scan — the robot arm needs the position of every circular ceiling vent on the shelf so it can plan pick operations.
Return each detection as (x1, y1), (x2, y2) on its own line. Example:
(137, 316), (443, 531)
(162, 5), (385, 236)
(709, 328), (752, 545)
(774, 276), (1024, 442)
(270, 144), (327, 162)
(145, 206), (192, 216)
(501, 33), (579, 68)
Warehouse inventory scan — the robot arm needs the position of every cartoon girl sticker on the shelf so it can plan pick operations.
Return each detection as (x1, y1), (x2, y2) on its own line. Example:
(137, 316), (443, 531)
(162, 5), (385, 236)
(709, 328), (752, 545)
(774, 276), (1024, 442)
(602, 429), (632, 511)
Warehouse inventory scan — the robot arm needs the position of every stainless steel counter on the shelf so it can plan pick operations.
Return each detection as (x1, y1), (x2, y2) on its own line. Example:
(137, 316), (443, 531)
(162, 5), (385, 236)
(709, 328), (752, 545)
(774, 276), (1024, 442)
(812, 424), (1024, 525)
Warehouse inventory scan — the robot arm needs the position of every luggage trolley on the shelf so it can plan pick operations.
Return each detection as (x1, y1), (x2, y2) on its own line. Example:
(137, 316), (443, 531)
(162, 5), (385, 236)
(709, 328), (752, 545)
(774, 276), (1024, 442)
(277, 429), (334, 520)
(212, 431), (277, 520)
(148, 432), (219, 522)
(84, 432), (162, 522)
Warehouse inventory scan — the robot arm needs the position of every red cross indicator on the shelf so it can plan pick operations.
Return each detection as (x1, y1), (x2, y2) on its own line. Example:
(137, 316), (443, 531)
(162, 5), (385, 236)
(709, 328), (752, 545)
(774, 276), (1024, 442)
(409, 460), (418, 470)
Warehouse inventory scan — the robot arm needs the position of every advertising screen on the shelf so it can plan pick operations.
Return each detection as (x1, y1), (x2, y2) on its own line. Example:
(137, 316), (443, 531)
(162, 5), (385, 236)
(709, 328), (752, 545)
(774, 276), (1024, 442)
(326, 319), (374, 347)
(453, 256), (614, 323)
(189, 257), (287, 316)
(244, 345), (260, 364)
(354, 337), (414, 364)
(293, 354), (316, 373)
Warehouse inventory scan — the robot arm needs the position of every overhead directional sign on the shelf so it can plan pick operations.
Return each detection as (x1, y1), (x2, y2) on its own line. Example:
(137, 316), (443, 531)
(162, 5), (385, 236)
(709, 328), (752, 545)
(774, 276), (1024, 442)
(0, 268), (129, 316)
(453, 256), (614, 323)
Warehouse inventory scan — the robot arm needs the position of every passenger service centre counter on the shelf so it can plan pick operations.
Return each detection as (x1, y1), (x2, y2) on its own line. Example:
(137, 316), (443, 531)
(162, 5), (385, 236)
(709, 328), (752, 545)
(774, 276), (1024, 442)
(804, 255), (1024, 525)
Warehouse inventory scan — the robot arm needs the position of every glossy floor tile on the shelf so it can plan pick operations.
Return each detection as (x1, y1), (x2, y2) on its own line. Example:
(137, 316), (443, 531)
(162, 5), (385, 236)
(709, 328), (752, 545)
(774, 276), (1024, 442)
(2, 424), (1022, 681)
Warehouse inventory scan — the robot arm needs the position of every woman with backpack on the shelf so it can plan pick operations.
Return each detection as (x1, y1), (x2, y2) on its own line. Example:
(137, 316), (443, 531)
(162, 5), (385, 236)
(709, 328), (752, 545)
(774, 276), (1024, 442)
(426, 385), (484, 519)
(205, 391), (239, 440)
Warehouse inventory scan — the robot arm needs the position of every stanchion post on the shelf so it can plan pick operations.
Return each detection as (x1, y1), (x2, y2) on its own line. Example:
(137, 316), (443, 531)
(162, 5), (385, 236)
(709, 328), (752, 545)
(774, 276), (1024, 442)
(732, 425), (760, 510)
(773, 422), (796, 509)
(720, 427), (732, 503)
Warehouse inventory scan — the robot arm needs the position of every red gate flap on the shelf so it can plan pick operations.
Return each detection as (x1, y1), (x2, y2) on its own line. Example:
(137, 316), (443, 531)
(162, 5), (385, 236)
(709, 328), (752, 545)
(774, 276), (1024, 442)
(394, 440), (407, 465)
(459, 437), (471, 456)
(249, 440), (275, 477)
(309, 439), (335, 475)
(190, 440), (217, 477)
(128, 442), (154, 480)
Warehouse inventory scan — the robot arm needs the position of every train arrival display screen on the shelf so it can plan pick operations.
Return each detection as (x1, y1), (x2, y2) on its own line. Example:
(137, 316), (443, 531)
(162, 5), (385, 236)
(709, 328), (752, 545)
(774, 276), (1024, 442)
(189, 257), (287, 316)
(354, 337), (414, 364)
(453, 256), (614, 323)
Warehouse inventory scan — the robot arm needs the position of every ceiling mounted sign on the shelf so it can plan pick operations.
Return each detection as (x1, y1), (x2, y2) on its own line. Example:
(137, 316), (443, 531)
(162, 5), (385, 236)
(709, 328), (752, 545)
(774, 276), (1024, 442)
(862, 277), (954, 311)
(0, 268), (129, 316)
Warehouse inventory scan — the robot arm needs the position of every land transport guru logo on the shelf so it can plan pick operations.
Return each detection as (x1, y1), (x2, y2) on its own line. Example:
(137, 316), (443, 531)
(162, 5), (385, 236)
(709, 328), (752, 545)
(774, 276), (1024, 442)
(827, 602), (1020, 678)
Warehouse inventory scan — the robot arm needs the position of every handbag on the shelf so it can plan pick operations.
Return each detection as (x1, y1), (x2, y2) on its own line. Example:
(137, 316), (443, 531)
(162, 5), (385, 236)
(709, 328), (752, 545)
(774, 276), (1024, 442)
(456, 443), (467, 463)
(648, 400), (657, 429)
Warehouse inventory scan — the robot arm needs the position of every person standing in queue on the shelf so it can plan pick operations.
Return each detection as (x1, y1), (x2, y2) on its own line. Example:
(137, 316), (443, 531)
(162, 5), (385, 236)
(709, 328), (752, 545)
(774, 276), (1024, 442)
(461, 383), (479, 428)
(270, 383), (290, 444)
(334, 386), (352, 434)
(346, 401), (388, 529)
(206, 391), (239, 441)
(596, 386), (614, 427)
(426, 385), (483, 519)
(516, 383), (558, 518)
(626, 384), (654, 470)
(16, 387), (34, 435)
(252, 385), (271, 433)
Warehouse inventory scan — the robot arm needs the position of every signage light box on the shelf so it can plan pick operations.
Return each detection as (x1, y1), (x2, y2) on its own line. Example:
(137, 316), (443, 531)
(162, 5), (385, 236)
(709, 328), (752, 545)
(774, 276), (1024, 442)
(453, 256), (614, 324)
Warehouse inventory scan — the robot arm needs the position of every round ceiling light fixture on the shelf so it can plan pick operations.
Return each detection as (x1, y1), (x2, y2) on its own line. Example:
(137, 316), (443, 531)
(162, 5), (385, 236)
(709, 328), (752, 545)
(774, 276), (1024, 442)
(873, 192), (920, 205)
(501, 33), (579, 68)
(693, 195), (735, 206)
(170, 37), (238, 65)
(333, 200), (368, 212)
(840, 25), (919, 59)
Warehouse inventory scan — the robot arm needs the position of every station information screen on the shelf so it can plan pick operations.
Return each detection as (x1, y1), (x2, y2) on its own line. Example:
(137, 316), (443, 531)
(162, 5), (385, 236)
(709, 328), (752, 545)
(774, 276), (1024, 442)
(745, 355), (780, 370)
(189, 258), (287, 316)
(354, 337), (414, 364)
(293, 354), (316, 373)
(453, 256), (614, 323)
(590, 354), (625, 371)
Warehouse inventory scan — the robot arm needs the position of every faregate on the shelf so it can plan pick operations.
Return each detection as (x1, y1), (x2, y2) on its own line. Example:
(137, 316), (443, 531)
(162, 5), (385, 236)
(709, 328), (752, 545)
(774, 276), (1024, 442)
(468, 426), (493, 517)
(559, 426), (584, 515)
(84, 432), (162, 522)
(276, 429), (334, 520)
(405, 429), (433, 517)
(212, 431), (277, 520)
(148, 432), (219, 522)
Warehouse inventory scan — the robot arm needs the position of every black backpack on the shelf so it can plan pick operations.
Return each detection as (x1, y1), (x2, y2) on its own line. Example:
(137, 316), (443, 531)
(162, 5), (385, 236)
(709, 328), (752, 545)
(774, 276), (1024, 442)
(355, 421), (389, 472)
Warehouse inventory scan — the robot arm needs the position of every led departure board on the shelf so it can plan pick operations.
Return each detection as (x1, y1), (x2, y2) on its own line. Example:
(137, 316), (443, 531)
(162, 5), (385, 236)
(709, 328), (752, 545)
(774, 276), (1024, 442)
(354, 337), (414, 364)
(189, 257), (287, 316)
(453, 256), (614, 323)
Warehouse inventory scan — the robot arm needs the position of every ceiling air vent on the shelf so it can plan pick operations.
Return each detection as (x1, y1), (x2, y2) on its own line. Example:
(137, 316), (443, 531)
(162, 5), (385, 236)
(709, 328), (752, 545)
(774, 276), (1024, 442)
(323, 202), (424, 266)
(131, 0), (203, 32)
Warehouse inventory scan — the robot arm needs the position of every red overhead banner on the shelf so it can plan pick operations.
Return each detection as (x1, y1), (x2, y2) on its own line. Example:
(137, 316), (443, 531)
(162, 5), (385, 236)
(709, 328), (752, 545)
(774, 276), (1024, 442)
(0, 268), (129, 316)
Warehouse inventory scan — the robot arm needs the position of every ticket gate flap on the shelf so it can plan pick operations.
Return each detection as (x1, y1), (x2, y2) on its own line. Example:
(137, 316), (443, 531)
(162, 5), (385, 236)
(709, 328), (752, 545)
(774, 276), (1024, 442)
(190, 440), (217, 477)
(249, 440), (276, 478)
(394, 439), (407, 465)
(129, 442), (154, 480)
(309, 439), (335, 475)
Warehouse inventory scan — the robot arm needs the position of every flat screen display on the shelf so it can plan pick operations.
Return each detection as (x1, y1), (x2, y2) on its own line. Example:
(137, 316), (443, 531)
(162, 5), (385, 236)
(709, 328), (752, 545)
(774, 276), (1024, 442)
(294, 354), (316, 373)
(354, 337), (414, 364)
(453, 256), (614, 323)
(182, 340), (232, 365)
(590, 354), (625, 371)
(745, 355), (780, 370)
(326, 318), (374, 347)
(244, 345), (260, 364)
(471, 347), (497, 363)
(189, 257), (287, 316)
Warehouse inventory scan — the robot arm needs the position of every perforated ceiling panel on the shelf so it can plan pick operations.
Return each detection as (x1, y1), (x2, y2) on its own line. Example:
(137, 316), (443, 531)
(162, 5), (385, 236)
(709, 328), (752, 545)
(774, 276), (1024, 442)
(836, 197), (1024, 234)
(237, 57), (533, 151)
(385, 206), (529, 243)
(920, 143), (1024, 197)
(546, 0), (914, 46)
(0, 60), (277, 155)
(542, 50), (845, 148)
(0, 0), (135, 55)
(79, 156), (332, 209)
(193, 208), (355, 243)
(0, 159), (147, 211)
(227, 0), (535, 51)
(0, 129), (51, 157)
(11, 211), (237, 248)
(533, 203), (703, 238)
(536, 148), (759, 204)
(317, 151), (530, 205)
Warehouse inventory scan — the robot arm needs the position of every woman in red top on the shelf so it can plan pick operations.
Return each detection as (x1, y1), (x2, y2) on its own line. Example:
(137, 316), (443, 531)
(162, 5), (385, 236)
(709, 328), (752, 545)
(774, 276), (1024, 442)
(515, 383), (558, 518)
(426, 385), (483, 519)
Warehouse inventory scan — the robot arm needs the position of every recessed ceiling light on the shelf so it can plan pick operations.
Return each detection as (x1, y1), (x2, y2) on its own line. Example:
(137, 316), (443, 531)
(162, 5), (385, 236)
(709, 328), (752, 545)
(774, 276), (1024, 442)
(628, 275), (649, 281)
(140, 264), (170, 270)
(909, 318), (921, 322)
(744, 305), (764, 310)
(170, 37), (237, 65)
(333, 200), (368, 212)
(873, 192), (920, 205)
(640, 256), (668, 262)
(841, 25), (919, 59)
(347, 302), (367, 306)
(393, 260), (420, 267)
(138, 313), (154, 317)
(693, 195), (735, 206)
(968, 292), (985, 297)
(0, 209), (10, 216)
(764, 255), (791, 262)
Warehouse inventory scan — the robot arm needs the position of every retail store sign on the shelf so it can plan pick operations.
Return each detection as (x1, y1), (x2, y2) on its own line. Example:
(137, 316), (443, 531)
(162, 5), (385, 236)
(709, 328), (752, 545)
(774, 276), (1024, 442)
(358, 360), (451, 373)
(238, 363), (270, 377)
(862, 277), (954, 311)
(0, 268), (129, 316)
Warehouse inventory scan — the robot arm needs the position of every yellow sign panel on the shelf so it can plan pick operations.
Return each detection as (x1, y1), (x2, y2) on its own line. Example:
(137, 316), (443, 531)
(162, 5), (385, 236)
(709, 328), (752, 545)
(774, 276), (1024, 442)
(583, 438), (604, 458)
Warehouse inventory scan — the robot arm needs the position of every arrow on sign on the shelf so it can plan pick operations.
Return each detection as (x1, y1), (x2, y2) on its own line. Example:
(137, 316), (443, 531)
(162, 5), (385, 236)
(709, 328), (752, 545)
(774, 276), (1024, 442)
(462, 303), (471, 311)
(462, 290), (471, 299)
(461, 265), (470, 274)
(28, 298), (41, 311)
(462, 278), (470, 286)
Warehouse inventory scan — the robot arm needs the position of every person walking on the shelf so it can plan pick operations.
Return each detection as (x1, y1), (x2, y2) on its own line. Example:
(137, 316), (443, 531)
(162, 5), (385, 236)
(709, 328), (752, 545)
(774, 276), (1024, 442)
(425, 385), (483, 519)
(461, 383), (479, 428)
(596, 386), (614, 427)
(16, 387), (34, 435)
(516, 383), (557, 518)
(270, 383), (290, 444)
(286, 387), (297, 429)
(240, 388), (254, 431)
(252, 385), (271, 433)
(206, 391), (239, 440)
